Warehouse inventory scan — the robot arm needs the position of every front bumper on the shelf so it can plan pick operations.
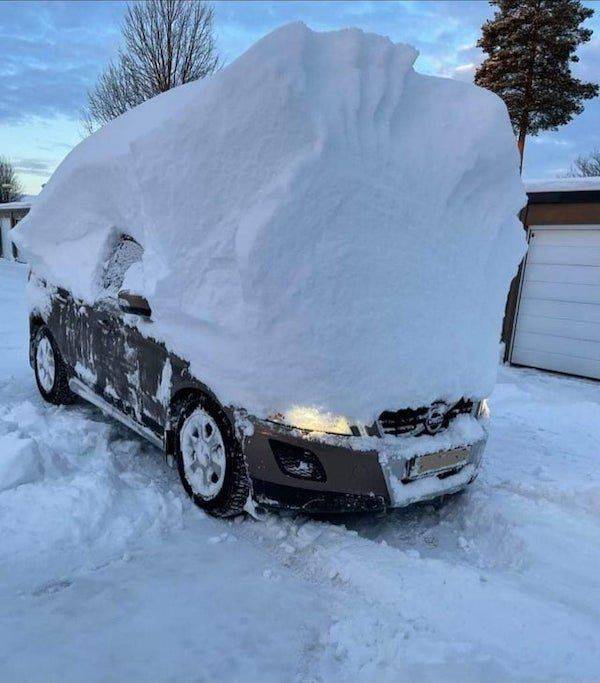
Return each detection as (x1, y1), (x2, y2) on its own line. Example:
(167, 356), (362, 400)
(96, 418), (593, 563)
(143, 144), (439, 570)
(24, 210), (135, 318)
(242, 417), (488, 514)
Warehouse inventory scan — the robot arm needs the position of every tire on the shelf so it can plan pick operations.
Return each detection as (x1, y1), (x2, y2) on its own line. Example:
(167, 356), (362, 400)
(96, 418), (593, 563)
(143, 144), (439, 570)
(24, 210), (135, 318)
(173, 393), (250, 518)
(33, 326), (76, 405)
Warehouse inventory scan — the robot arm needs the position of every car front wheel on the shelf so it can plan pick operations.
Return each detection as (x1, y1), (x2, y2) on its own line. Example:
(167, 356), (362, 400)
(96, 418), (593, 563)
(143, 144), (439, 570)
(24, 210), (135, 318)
(173, 394), (250, 517)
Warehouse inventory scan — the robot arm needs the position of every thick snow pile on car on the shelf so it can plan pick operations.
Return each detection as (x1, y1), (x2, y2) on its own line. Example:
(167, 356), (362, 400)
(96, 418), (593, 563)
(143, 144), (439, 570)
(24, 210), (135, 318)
(14, 22), (526, 422)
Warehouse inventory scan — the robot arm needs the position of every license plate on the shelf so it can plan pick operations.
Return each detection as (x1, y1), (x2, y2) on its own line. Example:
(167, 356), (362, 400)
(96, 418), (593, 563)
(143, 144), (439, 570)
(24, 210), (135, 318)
(407, 447), (469, 480)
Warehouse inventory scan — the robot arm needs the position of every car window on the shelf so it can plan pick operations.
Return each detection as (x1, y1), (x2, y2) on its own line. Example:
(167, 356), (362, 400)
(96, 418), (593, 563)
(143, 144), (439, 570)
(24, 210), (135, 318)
(100, 235), (143, 297)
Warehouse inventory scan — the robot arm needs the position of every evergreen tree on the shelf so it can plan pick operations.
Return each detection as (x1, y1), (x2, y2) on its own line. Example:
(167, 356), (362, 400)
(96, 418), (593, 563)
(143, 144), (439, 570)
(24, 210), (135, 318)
(475, 0), (598, 173)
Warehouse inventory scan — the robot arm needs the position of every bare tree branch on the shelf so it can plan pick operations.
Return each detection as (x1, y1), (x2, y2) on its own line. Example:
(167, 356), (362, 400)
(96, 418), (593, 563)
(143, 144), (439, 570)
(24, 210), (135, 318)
(566, 149), (600, 177)
(82, 0), (219, 132)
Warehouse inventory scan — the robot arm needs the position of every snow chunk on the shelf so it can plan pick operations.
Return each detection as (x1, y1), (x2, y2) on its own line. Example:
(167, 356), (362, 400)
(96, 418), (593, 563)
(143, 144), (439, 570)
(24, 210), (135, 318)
(75, 361), (97, 386)
(156, 358), (172, 407)
(14, 22), (526, 422)
(0, 434), (44, 491)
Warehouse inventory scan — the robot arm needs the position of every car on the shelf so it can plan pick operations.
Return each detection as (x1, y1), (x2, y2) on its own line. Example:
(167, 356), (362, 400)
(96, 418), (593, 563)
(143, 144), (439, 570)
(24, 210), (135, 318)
(28, 233), (489, 518)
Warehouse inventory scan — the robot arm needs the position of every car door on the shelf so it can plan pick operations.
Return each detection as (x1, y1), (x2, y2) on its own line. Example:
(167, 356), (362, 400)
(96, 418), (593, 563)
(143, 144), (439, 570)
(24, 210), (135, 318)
(99, 234), (173, 434)
(74, 234), (144, 419)
(123, 323), (173, 433)
(43, 282), (87, 377)
(93, 298), (133, 414)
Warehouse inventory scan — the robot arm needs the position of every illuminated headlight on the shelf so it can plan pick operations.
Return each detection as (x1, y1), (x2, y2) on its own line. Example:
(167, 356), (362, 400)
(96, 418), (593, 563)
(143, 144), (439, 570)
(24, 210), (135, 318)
(269, 406), (354, 435)
(475, 399), (490, 420)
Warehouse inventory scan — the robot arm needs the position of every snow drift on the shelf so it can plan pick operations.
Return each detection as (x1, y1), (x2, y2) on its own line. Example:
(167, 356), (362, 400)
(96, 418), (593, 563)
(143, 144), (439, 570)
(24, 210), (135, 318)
(14, 22), (527, 423)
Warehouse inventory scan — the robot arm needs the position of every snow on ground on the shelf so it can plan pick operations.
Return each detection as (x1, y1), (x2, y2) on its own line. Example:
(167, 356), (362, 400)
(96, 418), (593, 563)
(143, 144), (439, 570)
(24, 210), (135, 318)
(1, 259), (599, 682)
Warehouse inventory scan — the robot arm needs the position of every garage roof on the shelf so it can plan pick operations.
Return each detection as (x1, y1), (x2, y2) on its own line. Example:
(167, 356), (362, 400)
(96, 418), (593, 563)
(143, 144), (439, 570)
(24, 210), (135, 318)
(525, 177), (600, 204)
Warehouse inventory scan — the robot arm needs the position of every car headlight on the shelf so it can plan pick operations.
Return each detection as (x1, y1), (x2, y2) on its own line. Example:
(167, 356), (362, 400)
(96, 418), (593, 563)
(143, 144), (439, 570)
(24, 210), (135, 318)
(268, 406), (354, 435)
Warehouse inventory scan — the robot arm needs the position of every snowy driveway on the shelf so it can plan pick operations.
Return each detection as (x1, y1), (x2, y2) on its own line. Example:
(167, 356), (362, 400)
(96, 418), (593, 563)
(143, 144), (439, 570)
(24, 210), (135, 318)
(1, 260), (599, 683)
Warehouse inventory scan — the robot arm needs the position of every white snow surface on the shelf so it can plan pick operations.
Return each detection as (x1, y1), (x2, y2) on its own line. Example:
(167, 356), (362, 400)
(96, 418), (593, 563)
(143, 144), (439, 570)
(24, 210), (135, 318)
(2, 260), (600, 682)
(525, 176), (600, 192)
(14, 22), (526, 422)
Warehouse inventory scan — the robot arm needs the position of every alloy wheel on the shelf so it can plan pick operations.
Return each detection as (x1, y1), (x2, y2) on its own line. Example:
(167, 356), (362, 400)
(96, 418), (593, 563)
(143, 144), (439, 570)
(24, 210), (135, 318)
(36, 336), (56, 392)
(180, 407), (227, 500)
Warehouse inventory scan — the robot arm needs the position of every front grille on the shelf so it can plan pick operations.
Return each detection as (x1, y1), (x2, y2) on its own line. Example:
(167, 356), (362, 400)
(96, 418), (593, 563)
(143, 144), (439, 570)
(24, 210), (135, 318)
(377, 398), (473, 437)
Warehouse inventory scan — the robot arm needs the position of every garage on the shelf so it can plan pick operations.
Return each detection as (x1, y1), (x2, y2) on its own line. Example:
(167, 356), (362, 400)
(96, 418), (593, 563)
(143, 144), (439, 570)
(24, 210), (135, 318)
(0, 199), (32, 262)
(506, 179), (600, 380)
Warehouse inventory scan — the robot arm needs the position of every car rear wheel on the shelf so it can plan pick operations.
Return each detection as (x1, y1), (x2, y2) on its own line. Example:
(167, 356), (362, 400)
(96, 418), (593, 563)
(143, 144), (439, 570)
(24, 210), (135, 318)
(173, 394), (250, 517)
(33, 326), (75, 405)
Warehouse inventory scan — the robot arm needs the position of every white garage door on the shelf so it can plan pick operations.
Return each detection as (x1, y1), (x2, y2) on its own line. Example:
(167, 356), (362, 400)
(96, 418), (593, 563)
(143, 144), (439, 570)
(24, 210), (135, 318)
(511, 226), (600, 380)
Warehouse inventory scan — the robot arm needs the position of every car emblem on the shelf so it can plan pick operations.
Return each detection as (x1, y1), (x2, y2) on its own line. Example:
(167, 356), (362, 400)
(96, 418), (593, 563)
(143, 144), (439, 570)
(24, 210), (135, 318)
(424, 402), (447, 434)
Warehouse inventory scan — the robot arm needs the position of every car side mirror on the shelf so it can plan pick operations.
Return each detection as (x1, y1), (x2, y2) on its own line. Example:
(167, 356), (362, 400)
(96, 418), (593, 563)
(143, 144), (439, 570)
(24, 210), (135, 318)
(118, 290), (152, 318)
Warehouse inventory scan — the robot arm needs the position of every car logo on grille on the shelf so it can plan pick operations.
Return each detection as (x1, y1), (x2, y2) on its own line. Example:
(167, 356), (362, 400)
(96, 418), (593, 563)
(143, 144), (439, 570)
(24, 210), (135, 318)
(424, 403), (447, 434)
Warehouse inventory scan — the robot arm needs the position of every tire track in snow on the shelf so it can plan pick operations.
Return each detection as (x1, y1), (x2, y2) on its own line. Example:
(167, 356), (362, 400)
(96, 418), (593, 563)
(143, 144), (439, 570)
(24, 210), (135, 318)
(233, 503), (600, 682)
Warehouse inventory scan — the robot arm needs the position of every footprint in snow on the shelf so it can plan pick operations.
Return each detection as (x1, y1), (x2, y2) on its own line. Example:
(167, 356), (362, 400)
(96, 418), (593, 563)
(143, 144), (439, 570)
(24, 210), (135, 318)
(32, 578), (73, 596)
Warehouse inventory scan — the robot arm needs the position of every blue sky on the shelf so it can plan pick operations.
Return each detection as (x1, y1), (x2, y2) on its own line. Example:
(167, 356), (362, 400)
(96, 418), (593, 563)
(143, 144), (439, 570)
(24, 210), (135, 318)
(2, 0), (600, 195)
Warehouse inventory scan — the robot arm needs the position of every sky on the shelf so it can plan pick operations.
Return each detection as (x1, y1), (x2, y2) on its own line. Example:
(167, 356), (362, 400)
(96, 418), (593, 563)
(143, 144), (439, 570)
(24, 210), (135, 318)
(2, 0), (600, 195)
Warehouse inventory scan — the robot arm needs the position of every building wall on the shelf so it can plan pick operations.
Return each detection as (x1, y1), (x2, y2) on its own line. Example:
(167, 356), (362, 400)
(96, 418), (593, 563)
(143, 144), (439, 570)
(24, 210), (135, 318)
(0, 208), (29, 261)
(526, 201), (600, 225)
(502, 190), (600, 362)
(0, 215), (12, 259)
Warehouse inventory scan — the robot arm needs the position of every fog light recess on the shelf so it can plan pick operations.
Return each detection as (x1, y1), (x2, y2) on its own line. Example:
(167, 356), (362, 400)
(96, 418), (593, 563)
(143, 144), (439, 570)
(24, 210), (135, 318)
(269, 439), (327, 482)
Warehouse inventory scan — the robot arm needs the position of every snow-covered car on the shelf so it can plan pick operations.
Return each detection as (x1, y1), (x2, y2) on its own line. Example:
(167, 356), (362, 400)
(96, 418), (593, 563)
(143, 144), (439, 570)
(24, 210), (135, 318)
(28, 255), (491, 516)
(17, 23), (526, 518)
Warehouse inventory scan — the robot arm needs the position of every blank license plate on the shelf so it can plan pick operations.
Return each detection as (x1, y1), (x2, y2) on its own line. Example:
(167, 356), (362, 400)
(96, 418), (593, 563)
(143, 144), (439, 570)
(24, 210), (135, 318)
(408, 447), (469, 479)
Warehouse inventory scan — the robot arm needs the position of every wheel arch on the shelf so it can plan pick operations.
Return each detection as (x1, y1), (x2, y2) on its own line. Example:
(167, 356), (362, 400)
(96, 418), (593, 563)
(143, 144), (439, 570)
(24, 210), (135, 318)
(167, 383), (251, 517)
(29, 314), (47, 367)
(30, 313), (45, 333)
(164, 384), (233, 457)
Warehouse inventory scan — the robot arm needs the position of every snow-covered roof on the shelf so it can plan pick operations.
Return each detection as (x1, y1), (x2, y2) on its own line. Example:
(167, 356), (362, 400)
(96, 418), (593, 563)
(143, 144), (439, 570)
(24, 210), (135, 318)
(525, 177), (600, 193)
(0, 195), (36, 211)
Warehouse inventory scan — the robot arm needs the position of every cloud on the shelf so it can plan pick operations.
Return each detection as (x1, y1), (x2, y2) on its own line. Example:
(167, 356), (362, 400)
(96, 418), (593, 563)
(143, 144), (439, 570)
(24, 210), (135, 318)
(214, 0), (493, 75)
(12, 157), (53, 177)
(574, 36), (600, 82)
(0, 0), (124, 123)
(443, 43), (483, 81)
(2, 0), (494, 123)
(530, 137), (572, 148)
(2, 0), (599, 187)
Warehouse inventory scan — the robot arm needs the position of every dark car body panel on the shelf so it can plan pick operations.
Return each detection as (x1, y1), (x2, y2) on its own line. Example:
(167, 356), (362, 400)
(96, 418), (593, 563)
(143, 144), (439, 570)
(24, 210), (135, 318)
(245, 420), (390, 501)
(31, 285), (216, 440)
